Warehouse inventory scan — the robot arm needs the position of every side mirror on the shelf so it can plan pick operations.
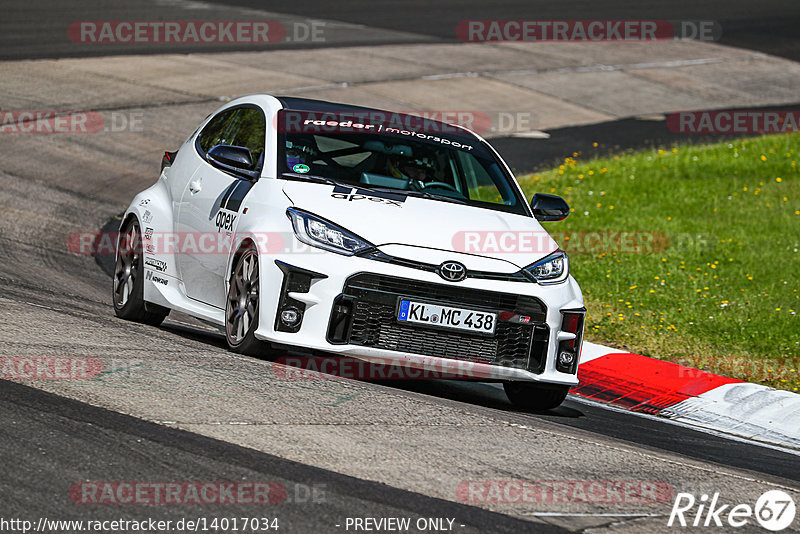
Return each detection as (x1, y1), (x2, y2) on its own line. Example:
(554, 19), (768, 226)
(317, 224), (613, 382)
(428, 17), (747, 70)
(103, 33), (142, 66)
(207, 145), (259, 180)
(531, 193), (570, 222)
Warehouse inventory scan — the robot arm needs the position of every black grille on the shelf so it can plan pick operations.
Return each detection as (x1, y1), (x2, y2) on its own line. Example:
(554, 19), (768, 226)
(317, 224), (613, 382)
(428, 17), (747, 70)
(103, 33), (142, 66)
(338, 273), (549, 372)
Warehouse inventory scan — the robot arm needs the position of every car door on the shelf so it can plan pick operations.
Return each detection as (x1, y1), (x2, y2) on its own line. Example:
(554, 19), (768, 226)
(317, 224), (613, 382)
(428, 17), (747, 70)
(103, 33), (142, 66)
(176, 105), (266, 308)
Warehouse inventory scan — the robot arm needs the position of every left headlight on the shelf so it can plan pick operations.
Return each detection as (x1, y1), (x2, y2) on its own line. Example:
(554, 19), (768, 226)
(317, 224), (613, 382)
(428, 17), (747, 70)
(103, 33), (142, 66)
(524, 251), (569, 284)
(287, 208), (373, 255)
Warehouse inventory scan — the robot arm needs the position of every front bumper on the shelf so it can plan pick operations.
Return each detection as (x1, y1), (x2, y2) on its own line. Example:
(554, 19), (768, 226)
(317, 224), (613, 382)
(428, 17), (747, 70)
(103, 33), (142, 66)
(254, 250), (584, 386)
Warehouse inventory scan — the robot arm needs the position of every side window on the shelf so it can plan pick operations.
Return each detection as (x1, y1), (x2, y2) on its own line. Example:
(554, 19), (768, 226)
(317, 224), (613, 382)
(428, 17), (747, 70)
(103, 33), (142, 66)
(196, 107), (266, 171)
(456, 151), (515, 206)
(196, 109), (237, 155)
(226, 108), (266, 171)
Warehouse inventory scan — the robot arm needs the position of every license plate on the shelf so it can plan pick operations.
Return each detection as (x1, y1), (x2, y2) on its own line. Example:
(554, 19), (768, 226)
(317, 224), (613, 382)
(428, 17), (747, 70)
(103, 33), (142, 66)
(397, 299), (497, 334)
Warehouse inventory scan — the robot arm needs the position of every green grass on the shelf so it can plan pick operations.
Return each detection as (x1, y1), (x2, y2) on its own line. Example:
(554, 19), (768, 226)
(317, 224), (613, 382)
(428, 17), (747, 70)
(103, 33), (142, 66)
(517, 134), (800, 391)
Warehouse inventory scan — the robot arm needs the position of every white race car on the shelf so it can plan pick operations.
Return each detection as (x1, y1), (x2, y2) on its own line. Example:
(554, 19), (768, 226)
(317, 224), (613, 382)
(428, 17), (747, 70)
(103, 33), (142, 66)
(113, 95), (585, 410)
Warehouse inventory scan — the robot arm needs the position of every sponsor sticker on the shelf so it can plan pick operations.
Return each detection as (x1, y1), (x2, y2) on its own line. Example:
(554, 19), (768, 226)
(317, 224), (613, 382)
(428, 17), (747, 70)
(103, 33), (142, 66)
(144, 257), (167, 272)
(292, 163), (310, 174)
(215, 209), (238, 232)
(145, 271), (169, 286)
(330, 185), (405, 207)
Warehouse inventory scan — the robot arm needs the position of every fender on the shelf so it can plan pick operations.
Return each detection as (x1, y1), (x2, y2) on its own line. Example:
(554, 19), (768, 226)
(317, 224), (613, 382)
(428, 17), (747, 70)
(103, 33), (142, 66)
(225, 178), (294, 337)
(121, 172), (179, 303)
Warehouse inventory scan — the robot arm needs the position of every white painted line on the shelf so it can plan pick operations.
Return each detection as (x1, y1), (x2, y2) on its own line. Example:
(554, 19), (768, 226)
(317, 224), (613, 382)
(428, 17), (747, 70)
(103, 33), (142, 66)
(509, 130), (551, 139)
(579, 341), (618, 364)
(484, 56), (736, 78)
(527, 513), (662, 518)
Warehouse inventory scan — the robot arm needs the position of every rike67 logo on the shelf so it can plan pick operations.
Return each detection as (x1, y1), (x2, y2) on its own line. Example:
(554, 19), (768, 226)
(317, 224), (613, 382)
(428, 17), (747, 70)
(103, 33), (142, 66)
(669, 490), (796, 531)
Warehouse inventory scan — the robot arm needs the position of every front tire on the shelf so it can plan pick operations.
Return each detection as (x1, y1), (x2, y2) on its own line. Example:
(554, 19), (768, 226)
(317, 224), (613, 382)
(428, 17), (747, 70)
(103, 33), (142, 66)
(225, 246), (267, 356)
(112, 217), (169, 326)
(503, 382), (570, 411)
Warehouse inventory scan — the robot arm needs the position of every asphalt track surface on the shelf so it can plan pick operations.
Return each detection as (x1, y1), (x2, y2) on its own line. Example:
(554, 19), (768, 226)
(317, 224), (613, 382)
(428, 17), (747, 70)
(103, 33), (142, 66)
(2, 1), (800, 532)
(3, 0), (800, 61)
(0, 380), (559, 534)
(212, 0), (800, 62)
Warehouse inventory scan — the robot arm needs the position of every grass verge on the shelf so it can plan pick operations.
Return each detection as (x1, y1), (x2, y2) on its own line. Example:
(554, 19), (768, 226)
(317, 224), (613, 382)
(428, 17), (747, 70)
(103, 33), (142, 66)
(517, 134), (799, 391)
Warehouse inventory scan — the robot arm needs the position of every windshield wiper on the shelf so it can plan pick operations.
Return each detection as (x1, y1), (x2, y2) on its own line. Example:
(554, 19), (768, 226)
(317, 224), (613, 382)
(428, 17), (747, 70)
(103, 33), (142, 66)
(403, 190), (468, 205)
(281, 172), (345, 187)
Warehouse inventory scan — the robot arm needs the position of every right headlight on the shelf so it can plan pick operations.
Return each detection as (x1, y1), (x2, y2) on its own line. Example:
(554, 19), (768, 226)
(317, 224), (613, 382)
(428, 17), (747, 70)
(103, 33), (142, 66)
(523, 251), (569, 284)
(287, 208), (373, 256)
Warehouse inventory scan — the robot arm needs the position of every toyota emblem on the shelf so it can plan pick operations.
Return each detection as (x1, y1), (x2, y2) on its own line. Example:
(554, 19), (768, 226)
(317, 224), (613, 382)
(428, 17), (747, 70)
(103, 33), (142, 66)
(438, 261), (467, 282)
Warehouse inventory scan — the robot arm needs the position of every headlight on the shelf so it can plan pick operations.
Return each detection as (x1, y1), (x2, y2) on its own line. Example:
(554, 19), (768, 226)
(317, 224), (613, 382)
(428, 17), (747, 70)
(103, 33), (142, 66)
(287, 208), (373, 255)
(524, 251), (569, 284)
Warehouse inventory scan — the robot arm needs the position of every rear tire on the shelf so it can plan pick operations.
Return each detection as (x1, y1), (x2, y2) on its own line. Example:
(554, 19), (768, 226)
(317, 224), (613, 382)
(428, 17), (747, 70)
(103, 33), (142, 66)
(503, 382), (570, 411)
(112, 217), (169, 326)
(225, 246), (267, 356)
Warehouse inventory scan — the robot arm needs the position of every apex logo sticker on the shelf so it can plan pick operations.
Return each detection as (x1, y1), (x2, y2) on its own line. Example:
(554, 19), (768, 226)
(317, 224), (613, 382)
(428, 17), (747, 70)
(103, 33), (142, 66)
(331, 185), (405, 207)
(215, 209), (237, 232)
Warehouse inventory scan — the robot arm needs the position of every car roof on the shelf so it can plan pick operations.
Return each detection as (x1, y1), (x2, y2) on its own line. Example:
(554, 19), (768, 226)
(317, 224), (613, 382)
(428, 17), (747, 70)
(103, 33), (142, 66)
(275, 96), (380, 115)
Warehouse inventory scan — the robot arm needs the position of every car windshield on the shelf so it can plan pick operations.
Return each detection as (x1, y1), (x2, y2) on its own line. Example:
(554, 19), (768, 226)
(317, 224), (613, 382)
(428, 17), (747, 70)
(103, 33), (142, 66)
(277, 110), (529, 215)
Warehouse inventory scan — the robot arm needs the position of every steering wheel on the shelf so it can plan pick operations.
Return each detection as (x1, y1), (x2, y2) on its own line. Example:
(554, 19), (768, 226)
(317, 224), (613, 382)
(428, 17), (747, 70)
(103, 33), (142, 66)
(419, 181), (460, 193)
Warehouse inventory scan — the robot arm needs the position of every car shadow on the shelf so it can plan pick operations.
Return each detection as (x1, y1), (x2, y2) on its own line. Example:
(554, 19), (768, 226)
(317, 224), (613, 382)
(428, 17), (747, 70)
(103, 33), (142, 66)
(272, 352), (585, 418)
(379, 378), (584, 418)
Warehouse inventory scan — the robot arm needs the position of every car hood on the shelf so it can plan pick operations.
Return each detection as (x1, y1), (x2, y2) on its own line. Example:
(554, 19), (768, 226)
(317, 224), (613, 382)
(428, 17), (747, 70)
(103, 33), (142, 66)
(282, 180), (558, 270)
